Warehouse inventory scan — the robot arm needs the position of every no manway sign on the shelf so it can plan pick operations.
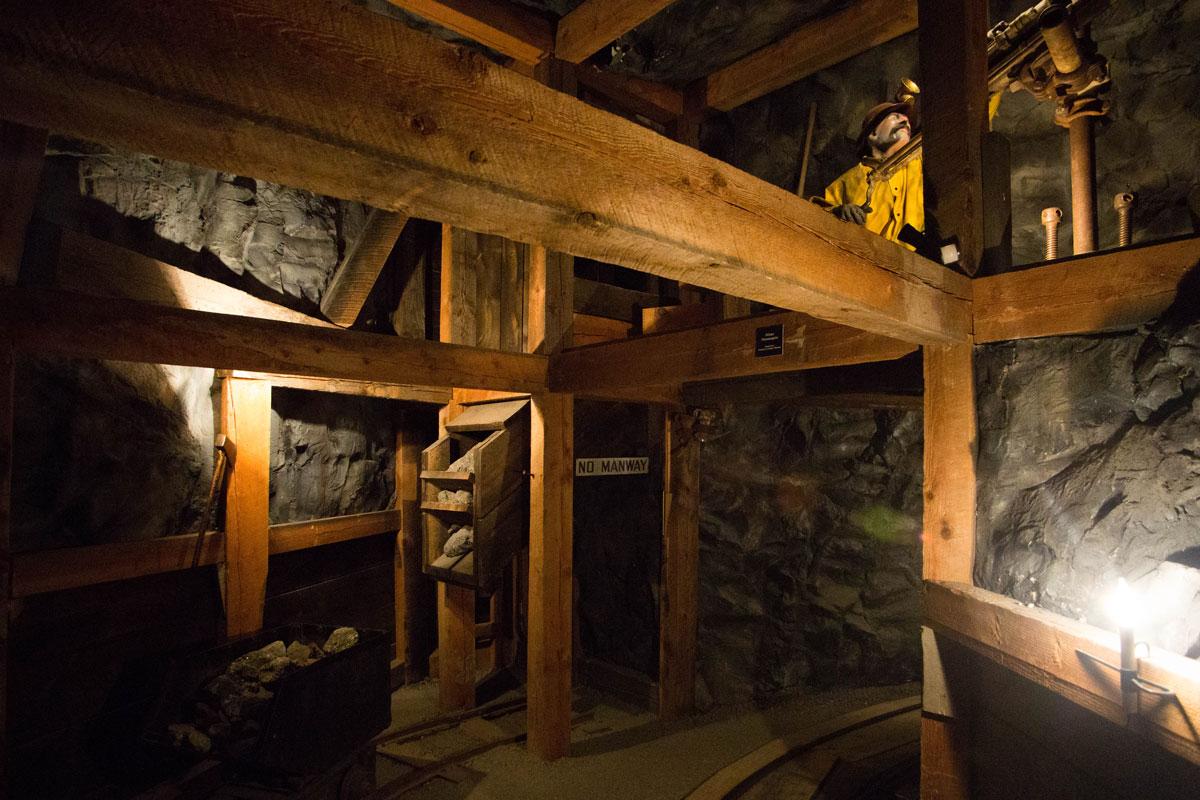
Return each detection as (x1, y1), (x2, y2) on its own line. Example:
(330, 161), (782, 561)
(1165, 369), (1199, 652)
(575, 457), (650, 477)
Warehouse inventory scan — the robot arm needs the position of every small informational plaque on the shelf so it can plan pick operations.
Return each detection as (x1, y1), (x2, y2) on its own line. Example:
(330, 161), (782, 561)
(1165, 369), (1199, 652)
(575, 457), (650, 477)
(755, 324), (784, 357)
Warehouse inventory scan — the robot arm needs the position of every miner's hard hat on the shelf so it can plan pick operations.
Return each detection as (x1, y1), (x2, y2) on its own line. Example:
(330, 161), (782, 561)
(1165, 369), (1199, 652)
(856, 101), (913, 154)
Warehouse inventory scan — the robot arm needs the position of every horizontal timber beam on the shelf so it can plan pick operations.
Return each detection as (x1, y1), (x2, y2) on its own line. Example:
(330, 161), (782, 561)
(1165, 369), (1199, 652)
(574, 65), (684, 126)
(973, 236), (1200, 343)
(229, 371), (451, 405)
(549, 311), (917, 393)
(555, 0), (679, 64)
(0, 0), (970, 345)
(926, 581), (1200, 767)
(269, 509), (402, 555)
(701, 0), (918, 112)
(2, 287), (547, 393)
(384, 0), (554, 65)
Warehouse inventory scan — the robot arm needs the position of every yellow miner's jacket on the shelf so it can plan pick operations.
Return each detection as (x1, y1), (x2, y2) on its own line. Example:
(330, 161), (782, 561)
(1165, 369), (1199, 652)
(822, 156), (924, 250)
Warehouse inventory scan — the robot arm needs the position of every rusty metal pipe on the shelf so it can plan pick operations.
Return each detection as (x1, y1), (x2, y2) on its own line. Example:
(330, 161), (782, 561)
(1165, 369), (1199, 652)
(1039, 2), (1084, 74)
(1069, 116), (1097, 254)
(1042, 207), (1063, 260)
(1113, 192), (1135, 247)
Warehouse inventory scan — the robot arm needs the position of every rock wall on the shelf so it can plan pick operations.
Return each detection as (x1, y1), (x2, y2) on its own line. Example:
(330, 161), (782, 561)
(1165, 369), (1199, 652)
(698, 404), (923, 706)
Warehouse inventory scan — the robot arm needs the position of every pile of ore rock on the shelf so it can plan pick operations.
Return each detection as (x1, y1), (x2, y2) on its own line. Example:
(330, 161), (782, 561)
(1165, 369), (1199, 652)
(167, 627), (359, 757)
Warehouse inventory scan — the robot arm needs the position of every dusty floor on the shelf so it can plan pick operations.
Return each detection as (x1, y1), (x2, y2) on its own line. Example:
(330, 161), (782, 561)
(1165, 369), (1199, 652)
(376, 679), (919, 800)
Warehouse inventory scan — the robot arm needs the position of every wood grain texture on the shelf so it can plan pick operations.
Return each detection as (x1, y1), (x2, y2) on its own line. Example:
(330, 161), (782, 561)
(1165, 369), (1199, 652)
(0, 0), (969, 344)
(526, 246), (574, 355)
(659, 411), (699, 722)
(573, 65), (684, 125)
(973, 236), (1200, 342)
(570, 313), (631, 346)
(551, 311), (916, 393)
(555, 0), (678, 63)
(920, 713), (972, 800)
(395, 413), (423, 679)
(268, 509), (402, 555)
(320, 209), (409, 327)
(527, 392), (573, 759)
(222, 377), (272, 637)
(0, 122), (47, 286)
(3, 287), (547, 392)
(437, 582), (477, 710)
(385, 0), (553, 64)
(702, 0), (917, 112)
(228, 371), (450, 405)
(925, 580), (1200, 767)
(922, 343), (976, 584)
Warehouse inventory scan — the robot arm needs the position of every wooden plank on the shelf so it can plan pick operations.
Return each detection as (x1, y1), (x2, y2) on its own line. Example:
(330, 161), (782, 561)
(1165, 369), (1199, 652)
(920, 712), (972, 799)
(550, 311), (916, 393)
(574, 277), (658, 321)
(925, 581), (1200, 767)
(53, 227), (336, 328)
(973, 236), (1200, 342)
(397, 411), (427, 681)
(555, 0), (678, 64)
(573, 65), (684, 126)
(229, 371), (451, 405)
(442, 226), (479, 347)
(385, 0), (554, 65)
(267, 509), (402, 555)
(437, 582), (477, 710)
(222, 377), (271, 638)
(641, 301), (722, 335)
(0, 122), (47, 286)
(527, 392), (573, 759)
(702, 0), (918, 112)
(922, 343), (975, 584)
(527, 247), (574, 354)
(571, 313), (631, 346)
(320, 209), (410, 327)
(659, 411), (699, 722)
(3, 287), (547, 393)
(10, 533), (225, 597)
(0, 0), (970, 345)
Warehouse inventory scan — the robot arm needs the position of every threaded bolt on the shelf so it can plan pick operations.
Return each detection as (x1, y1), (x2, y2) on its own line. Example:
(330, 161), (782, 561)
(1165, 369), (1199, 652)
(1042, 207), (1063, 260)
(1113, 192), (1135, 247)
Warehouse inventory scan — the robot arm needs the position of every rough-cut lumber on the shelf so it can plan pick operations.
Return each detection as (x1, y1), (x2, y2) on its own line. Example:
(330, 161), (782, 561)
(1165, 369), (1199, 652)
(0, 0), (970, 344)
(396, 412), (426, 681)
(642, 301), (722, 335)
(659, 411), (699, 722)
(52, 227), (336, 328)
(527, 392), (573, 759)
(223, 377), (271, 637)
(925, 581), (1200, 766)
(321, 209), (410, 327)
(550, 311), (916, 393)
(702, 0), (918, 112)
(574, 277), (658, 321)
(0, 122), (47, 286)
(268, 509), (402, 555)
(922, 343), (976, 584)
(437, 582), (477, 710)
(385, 0), (553, 65)
(974, 236), (1200, 343)
(571, 313), (630, 346)
(228, 371), (451, 405)
(574, 65), (684, 126)
(10, 532), (225, 597)
(527, 246), (574, 355)
(555, 0), (678, 64)
(2, 288), (547, 393)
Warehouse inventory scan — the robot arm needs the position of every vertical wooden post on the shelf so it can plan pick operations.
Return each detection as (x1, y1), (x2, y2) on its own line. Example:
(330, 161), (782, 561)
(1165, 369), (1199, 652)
(222, 377), (271, 638)
(527, 391), (573, 760)
(922, 344), (977, 584)
(0, 122), (48, 286)
(659, 410), (699, 721)
(0, 332), (13, 791)
(395, 411), (424, 683)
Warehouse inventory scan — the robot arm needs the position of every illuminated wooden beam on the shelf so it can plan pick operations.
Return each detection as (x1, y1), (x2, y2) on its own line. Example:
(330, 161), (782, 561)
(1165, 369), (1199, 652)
(228, 371), (451, 405)
(555, 0), (678, 64)
(385, 0), (553, 65)
(0, 0), (970, 344)
(321, 209), (410, 327)
(269, 509), (402, 555)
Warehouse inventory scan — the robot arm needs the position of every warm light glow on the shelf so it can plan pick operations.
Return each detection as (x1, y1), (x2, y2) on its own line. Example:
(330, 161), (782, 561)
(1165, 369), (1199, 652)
(1106, 578), (1144, 631)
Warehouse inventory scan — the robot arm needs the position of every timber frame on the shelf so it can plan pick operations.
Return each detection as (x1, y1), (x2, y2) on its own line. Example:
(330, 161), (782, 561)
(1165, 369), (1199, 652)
(2, 0), (1200, 784)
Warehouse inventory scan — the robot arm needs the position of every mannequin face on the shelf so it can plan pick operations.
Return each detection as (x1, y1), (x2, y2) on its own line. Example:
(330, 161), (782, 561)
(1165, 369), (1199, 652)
(868, 112), (911, 158)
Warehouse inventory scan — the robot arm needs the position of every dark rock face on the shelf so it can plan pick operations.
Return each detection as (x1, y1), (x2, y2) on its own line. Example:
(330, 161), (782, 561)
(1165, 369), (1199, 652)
(976, 292), (1200, 657)
(698, 404), (922, 706)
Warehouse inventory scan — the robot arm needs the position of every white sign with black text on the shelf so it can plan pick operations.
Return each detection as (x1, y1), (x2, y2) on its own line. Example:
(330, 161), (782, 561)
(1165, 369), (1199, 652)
(575, 457), (650, 477)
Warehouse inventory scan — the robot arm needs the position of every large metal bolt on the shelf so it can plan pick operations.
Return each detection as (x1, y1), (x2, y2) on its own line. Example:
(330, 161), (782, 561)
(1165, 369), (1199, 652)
(1042, 207), (1063, 260)
(1113, 192), (1135, 247)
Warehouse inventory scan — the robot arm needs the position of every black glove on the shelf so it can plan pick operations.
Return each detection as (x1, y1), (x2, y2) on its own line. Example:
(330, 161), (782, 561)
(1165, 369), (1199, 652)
(832, 204), (867, 225)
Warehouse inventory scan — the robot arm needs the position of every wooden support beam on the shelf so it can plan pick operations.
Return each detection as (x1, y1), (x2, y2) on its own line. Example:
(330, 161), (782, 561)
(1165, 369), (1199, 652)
(659, 411), (699, 721)
(268, 509), (402, 555)
(555, 0), (678, 64)
(229, 371), (450, 405)
(550, 311), (916, 394)
(926, 580), (1200, 767)
(385, 0), (553, 65)
(0, 331), (13, 793)
(436, 582), (477, 710)
(222, 377), (271, 638)
(973, 236), (1200, 343)
(701, 0), (917, 112)
(527, 391), (573, 759)
(526, 246), (574, 355)
(570, 313), (631, 347)
(0, 122), (47, 286)
(320, 209), (410, 327)
(396, 411), (426, 682)
(573, 65), (684, 126)
(3, 287), (547, 393)
(0, 0), (970, 345)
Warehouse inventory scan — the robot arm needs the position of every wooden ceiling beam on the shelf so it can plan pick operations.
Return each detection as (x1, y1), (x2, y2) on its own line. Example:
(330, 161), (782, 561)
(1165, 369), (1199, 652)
(555, 0), (679, 64)
(574, 65), (684, 126)
(701, 0), (918, 112)
(320, 209), (410, 327)
(0, 0), (969, 344)
(384, 0), (554, 65)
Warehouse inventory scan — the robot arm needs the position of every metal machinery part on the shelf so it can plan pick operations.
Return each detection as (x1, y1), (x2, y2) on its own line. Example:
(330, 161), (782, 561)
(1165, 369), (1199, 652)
(1113, 192), (1135, 247)
(1041, 207), (1063, 260)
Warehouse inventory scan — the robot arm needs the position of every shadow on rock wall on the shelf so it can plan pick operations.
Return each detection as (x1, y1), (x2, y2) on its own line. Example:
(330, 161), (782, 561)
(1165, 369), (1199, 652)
(698, 404), (922, 707)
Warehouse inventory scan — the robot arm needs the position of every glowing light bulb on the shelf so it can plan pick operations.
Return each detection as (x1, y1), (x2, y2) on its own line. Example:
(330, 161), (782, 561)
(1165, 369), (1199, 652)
(1106, 578), (1142, 633)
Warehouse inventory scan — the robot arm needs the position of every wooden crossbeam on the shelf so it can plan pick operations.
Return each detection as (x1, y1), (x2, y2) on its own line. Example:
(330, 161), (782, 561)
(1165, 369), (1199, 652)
(926, 581), (1200, 767)
(549, 311), (916, 394)
(268, 509), (402, 555)
(229, 371), (451, 405)
(574, 65), (684, 126)
(2, 287), (547, 393)
(0, 0), (969, 344)
(555, 0), (679, 64)
(701, 0), (917, 112)
(384, 0), (553, 65)
(973, 236), (1200, 343)
(321, 209), (410, 327)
